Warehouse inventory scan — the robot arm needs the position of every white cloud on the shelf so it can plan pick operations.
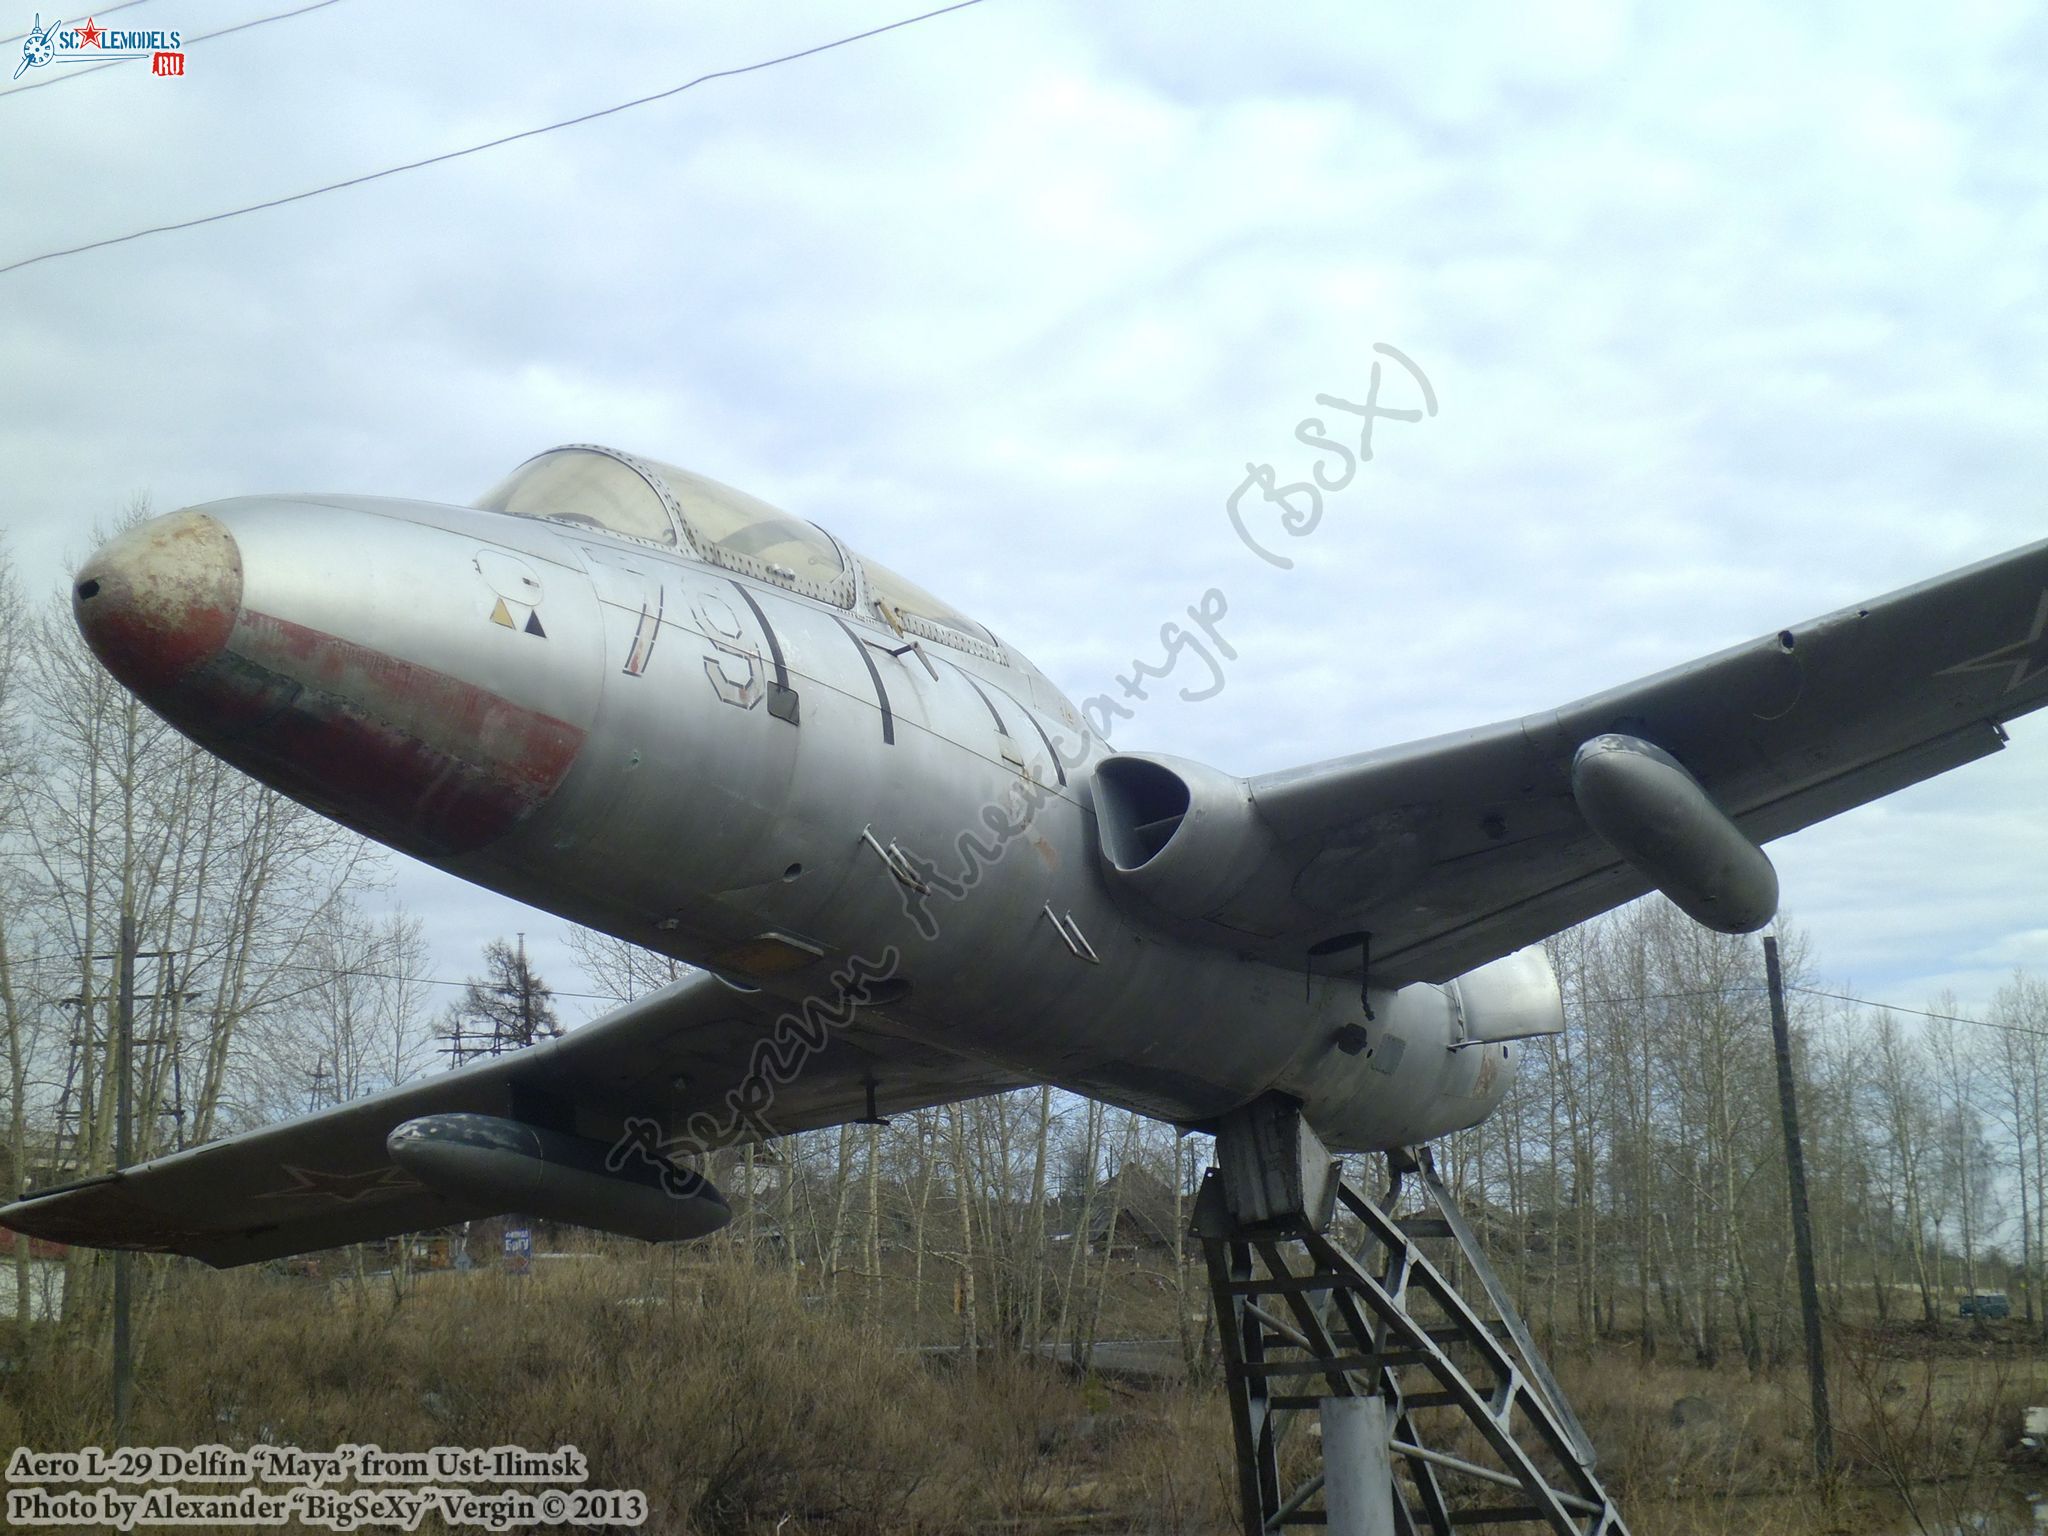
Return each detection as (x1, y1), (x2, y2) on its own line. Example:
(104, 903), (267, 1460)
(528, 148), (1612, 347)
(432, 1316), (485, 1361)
(2, 0), (2045, 1025)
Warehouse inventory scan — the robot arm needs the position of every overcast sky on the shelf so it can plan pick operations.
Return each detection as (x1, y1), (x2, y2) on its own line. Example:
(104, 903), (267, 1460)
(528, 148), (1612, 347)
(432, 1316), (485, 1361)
(2, 0), (2043, 1034)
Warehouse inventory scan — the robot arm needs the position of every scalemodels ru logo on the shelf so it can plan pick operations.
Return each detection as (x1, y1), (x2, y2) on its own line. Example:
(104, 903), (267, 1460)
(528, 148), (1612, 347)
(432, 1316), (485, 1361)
(14, 13), (185, 80)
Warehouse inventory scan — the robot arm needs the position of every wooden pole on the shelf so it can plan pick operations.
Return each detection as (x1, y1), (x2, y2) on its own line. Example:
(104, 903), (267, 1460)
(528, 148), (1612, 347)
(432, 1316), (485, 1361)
(1764, 935), (1833, 1481)
(112, 907), (134, 1442)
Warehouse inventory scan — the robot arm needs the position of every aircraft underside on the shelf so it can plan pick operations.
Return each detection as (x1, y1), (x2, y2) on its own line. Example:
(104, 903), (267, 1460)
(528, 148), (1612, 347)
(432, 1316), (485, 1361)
(7, 444), (2045, 1263)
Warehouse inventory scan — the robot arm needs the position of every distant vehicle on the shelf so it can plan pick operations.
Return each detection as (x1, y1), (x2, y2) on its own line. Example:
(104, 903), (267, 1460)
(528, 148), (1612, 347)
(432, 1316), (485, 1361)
(1960, 1292), (2011, 1319)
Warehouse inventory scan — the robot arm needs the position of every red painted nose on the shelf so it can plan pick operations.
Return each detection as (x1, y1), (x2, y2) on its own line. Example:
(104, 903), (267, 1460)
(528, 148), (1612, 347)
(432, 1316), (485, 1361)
(73, 512), (242, 694)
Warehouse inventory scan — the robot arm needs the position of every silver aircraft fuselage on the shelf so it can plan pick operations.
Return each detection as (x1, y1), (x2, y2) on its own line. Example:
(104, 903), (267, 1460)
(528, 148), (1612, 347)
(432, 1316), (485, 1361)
(72, 450), (1540, 1151)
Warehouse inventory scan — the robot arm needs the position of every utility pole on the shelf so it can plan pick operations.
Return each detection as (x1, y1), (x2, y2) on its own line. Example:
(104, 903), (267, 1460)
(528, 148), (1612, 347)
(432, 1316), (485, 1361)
(516, 932), (532, 1050)
(156, 952), (193, 1153)
(1764, 934), (1833, 1483)
(74, 924), (183, 1444)
(112, 907), (134, 1443)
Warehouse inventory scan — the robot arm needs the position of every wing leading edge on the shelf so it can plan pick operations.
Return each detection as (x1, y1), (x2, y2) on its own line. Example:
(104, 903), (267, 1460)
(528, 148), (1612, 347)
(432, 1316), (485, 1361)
(1197, 536), (2048, 984)
(1, 970), (1017, 1267)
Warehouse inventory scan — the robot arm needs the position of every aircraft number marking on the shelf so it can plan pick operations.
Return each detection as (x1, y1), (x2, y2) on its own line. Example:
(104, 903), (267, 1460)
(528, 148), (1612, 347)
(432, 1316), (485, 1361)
(690, 591), (764, 710)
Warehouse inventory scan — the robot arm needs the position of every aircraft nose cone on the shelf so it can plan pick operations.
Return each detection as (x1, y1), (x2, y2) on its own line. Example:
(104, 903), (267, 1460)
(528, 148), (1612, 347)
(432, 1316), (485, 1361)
(73, 512), (243, 694)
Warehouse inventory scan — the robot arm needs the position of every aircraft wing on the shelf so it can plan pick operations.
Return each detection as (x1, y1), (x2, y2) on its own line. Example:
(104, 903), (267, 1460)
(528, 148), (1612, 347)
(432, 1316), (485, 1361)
(0, 971), (1015, 1267)
(1213, 537), (2048, 985)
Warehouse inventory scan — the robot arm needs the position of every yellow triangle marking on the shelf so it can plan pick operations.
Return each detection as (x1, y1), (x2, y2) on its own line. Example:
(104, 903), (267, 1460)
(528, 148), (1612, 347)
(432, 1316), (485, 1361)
(490, 598), (515, 628)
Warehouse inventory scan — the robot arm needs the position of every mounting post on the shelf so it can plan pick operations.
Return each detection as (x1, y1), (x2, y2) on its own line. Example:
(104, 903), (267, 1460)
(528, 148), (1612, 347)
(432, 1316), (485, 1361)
(1322, 1394), (1396, 1535)
(1197, 1093), (1628, 1535)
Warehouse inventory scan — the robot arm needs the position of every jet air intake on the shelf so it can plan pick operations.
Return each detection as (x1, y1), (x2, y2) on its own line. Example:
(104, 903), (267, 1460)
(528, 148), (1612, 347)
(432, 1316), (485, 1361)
(1571, 733), (1778, 933)
(1091, 753), (1277, 920)
(387, 1113), (731, 1243)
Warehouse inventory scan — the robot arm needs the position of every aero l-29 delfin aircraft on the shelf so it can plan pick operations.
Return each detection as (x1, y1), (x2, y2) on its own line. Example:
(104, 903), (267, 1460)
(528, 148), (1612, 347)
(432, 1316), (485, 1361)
(7, 445), (2047, 1264)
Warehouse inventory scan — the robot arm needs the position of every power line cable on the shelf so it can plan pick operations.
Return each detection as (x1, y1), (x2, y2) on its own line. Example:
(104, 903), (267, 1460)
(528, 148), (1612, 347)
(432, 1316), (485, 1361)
(0, 0), (344, 101)
(1787, 985), (2048, 1042)
(0, 0), (993, 277)
(2, 0), (154, 46)
(1581, 981), (2048, 1043)
(3, 946), (639, 1003)
(15, 939), (2048, 1035)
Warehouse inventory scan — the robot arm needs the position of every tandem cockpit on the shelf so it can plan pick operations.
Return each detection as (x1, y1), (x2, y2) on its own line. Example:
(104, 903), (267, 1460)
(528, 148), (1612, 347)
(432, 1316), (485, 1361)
(475, 443), (1005, 664)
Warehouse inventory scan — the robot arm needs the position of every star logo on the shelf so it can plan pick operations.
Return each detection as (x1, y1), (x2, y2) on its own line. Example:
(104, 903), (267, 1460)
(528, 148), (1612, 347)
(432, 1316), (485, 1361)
(255, 1164), (421, 1203)
(1938, 589), (2048, 696)
(75, 16), (100, 46)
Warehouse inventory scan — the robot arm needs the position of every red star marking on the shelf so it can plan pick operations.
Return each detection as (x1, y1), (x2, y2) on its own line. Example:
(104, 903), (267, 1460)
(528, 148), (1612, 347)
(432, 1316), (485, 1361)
(1938, 589), (2048, 696)
(76, 17), (102, 46)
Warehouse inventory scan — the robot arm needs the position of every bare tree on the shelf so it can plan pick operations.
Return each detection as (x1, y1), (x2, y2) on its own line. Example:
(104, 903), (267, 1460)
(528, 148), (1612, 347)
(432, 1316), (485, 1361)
(0, 513), (377, 1332)
(1985, 973), (2048, 1332)
(241, 903), (435, 1119)
(564, 925), (690, 1002)
(442, 937), (561, 1062)
(0, 537), (46, 1324)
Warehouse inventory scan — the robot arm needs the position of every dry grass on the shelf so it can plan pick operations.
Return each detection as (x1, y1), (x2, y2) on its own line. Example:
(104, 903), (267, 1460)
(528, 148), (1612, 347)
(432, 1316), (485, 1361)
(2, 1250), (1237, 1534)
(1553, 1328), (2048, 1536)
(8, 1251), (2048, 1535)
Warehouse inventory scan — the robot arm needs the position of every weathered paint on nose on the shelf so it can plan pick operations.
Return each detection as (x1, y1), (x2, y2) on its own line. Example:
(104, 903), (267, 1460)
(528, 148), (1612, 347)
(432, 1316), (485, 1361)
(217, 608), (591, 856)
(70, 499), (597, 861)
(73, 511), (242, 693)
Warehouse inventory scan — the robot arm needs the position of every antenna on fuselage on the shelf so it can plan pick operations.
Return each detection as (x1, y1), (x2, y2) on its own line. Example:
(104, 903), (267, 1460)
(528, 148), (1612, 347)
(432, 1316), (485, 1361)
(1305, 929), (1376, 1021)
(855, 1078), (890, 1128)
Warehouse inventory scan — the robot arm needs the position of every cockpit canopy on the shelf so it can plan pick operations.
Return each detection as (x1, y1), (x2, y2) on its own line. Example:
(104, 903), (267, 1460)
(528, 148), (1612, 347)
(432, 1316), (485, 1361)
(476, 445), (997, 656)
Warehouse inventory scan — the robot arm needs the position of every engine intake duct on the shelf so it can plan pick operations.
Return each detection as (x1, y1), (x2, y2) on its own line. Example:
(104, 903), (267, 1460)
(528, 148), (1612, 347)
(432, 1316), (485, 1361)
(1092, 753), (1278, 920)
(1571, 732), (1778, 933)
(388, 1113), (730, 1244)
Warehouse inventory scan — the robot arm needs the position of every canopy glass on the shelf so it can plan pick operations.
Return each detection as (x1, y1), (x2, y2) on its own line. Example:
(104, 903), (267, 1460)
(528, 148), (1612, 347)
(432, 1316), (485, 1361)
(478, 445), (993, 649)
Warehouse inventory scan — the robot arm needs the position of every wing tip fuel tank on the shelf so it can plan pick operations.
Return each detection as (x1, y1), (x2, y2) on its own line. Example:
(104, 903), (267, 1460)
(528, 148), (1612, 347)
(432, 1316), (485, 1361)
(387, 1113), (731, 1244)
(1570, 733), (1779, 933)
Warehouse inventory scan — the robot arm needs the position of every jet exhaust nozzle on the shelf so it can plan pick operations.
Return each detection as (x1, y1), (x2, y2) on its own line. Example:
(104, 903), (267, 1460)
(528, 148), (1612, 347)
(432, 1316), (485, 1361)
(1447, 947), (1566, 1044)
(1571, 733), (1778, 933)
(387, 1113), (730, 1244)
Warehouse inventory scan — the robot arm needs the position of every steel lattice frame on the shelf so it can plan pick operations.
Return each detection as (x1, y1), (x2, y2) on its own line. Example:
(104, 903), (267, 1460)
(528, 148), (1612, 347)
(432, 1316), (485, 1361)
(1198, 1148), (1631, 1535)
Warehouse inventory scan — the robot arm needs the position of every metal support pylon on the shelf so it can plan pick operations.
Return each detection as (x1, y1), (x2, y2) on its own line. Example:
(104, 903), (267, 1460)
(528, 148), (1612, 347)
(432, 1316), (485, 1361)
(1196, 1097), (1629, 1535)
